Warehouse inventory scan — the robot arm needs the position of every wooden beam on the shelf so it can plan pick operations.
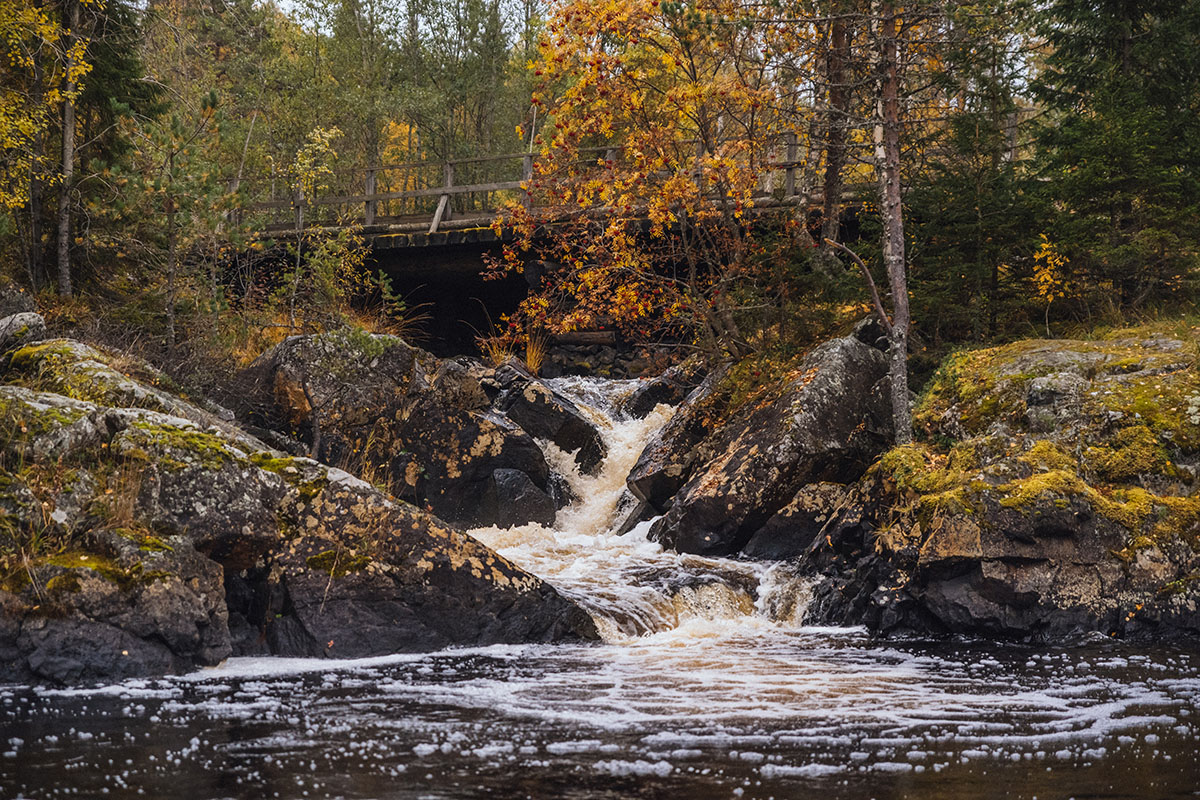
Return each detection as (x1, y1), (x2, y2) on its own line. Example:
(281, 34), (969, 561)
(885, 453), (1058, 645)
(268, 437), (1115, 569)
(429, 193), (450, 234)
(551, 331), (619, 346)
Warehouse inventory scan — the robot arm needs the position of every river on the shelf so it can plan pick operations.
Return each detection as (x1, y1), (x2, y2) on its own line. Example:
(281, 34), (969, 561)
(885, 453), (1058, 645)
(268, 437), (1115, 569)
(2, 378), (1198, 799)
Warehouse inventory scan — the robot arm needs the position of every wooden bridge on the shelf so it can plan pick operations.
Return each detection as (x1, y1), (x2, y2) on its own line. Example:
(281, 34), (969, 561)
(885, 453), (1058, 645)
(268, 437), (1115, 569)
(238, 138), (836, 250)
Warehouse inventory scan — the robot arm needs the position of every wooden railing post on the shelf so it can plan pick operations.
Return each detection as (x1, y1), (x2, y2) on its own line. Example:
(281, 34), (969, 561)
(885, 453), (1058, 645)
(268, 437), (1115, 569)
(364, 168), (377, 226)
(784, 131), (798, 198)
(429, 160), (454, 234)
(226, 177), (241, 228)
(522, 153), (533, 211)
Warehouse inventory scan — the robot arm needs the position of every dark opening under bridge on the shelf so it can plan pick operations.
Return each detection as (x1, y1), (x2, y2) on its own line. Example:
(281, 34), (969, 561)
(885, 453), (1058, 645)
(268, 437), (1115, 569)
(234, 143), (854, 355)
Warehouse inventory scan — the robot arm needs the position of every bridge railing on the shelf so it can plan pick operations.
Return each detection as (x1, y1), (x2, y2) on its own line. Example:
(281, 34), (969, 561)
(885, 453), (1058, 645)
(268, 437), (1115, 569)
(238, 134), (824, 236)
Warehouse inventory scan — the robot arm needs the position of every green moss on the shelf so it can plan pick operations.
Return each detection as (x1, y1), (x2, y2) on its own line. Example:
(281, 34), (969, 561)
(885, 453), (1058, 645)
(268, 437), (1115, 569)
(44, 552), (137, 587)
(1088, 370), (1200, 450)
(0, 392), (89, 444)
(915, 327), (1200, 442)
(913, 346), (1028, 434)
(248, 452), (327, 501)
(44, 573), (81, 593)
(7, 341), (81, 372)
(1084, 425), (1171, 482)
(128, 422), (233, 471)
(1152, 494), (1200, 545)
(35, 550), (173, 589)
(5, 341), (104, 403)
(247, 453), (303, 474)
(116, 527), (174, 553)
(1020, 440), (1076, 472)
(996, 470), (1172, 534)
(999, 469), (1092, 510)
(305, 548), (370, 577)
(875, 443), (981, 519)
(1156, 573), (1200, 597)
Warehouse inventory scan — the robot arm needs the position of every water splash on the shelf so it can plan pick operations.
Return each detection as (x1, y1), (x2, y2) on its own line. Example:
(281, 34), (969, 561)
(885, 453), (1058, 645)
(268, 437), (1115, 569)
(467, 376), (810, 642)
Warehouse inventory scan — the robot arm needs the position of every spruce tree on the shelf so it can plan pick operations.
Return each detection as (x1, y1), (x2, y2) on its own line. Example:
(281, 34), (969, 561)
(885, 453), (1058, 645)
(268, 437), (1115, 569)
(1034, 0), (1200, 309)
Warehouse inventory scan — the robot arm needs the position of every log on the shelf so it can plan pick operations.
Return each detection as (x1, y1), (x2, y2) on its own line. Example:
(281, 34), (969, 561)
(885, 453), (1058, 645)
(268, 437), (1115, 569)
(550, 331), (619, 346)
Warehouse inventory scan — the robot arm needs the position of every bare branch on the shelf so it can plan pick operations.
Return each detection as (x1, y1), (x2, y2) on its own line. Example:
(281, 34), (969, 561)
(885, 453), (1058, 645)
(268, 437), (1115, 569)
(824, 238), (892, 335)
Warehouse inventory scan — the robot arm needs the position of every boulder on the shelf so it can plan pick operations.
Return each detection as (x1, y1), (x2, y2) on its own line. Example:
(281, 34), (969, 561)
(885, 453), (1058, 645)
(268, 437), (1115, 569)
(801, 327), (1200, 641)
(621, 356), (707, 419)
(741, 482), (852, 560)
(0, 286), (35, 318)
(0, 531), (231, 685)
(238, 332), (558, 528)
(224, 465), (596, 658)
(0, 312), (46, 355)
(480, 467), (558, 528)
(0, 339), (599, 684)
(626, 364), (731, 512)
(4, 338), (264, 451)
(649, 336), (891, 556)
(491, 362), (607, 473)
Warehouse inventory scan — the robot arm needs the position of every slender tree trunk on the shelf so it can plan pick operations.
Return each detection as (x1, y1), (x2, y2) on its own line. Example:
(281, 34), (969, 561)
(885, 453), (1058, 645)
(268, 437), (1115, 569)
(877, 0), (912, 443)
(27, 59), (47, 291)
(821, 13), (851, 248)
(289, 203), (303, 333)
(56, 0), (81, 298)
(165, 169), (177, 356)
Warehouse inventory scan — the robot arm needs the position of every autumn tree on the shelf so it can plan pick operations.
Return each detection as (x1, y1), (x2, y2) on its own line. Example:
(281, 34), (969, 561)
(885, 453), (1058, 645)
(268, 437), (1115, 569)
(493, 0), (798, 357)
(0, 0), (99, 293)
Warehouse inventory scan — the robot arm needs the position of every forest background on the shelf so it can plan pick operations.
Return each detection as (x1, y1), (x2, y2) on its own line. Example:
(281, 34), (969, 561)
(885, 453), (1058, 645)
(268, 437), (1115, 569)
(1, 0), (1198, 417)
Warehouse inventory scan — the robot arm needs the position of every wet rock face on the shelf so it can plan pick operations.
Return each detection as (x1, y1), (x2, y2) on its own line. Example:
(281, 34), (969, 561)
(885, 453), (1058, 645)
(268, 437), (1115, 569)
(1, 532), (230, 685)
(0, 338), (599, 684)
(225, 470), (597, 659)
(799, 329), (1200, 641)
(239, 332), (562, 529)
(741, 483), (852, 560)
(626, 364), (732, 513)
(490, 362), (607, 473)
(648, 336), (891, 557)
(621, 357), (707, 420)
(803, 482), (1200, 641)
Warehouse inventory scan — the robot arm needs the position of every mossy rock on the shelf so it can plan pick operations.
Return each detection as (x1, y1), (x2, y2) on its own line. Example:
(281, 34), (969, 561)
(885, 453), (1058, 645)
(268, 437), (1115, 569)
(1084, 425), (1172, 482)
(914, 329), (1200, 447)
(247, 452), (327, 502)
(122, 421), (238, 472)
(305, 548), (372, 577)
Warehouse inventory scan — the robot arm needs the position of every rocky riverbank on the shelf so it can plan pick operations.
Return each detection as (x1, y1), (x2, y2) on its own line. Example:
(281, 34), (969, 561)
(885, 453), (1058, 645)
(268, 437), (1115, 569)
(635, 320), (1200, 641)
(0, 299), (597, 685)
(3, 291), (1198, 685)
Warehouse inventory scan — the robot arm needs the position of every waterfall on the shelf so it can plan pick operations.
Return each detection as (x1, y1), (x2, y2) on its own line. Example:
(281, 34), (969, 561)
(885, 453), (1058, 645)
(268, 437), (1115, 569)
(467, 376), (811, 642)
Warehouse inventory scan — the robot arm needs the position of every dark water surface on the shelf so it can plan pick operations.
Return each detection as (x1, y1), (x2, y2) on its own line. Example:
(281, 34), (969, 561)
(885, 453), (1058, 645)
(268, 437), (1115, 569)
(3, 629), (1198, 799)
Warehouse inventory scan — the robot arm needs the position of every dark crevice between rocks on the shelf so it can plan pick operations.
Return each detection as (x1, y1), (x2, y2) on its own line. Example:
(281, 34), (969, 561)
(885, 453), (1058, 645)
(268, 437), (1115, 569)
(225, 565), (328, 658)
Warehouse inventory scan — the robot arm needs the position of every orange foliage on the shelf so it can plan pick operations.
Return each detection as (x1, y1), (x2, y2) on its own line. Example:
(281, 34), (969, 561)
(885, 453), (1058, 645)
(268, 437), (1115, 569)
(491, 0), (823, 356)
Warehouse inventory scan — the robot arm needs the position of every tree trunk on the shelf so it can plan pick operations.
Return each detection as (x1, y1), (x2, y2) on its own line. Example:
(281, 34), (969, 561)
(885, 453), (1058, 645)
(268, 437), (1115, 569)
(821, 13), (851, 248)
(27, 58), (47, 291)
(165, 175), (177, 357)
(56, 0), (81, 298)
(877, 0), (912, 444)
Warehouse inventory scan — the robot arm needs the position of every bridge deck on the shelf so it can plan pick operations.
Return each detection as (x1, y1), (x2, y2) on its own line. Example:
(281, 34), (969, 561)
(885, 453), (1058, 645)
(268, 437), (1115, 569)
(239, 140), (845, 247)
